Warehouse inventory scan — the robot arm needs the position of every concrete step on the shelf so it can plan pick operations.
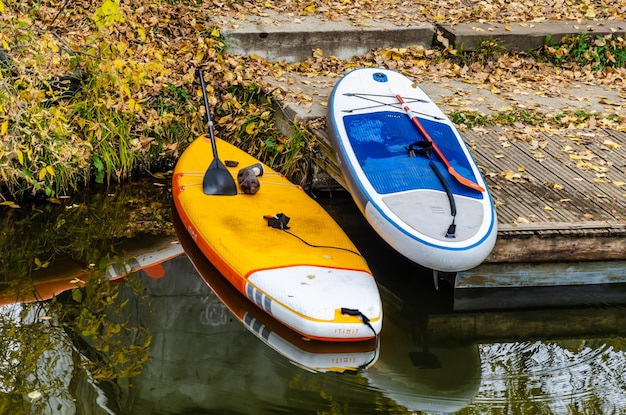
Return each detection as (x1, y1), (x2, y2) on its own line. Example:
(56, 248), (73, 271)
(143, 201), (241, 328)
(220, 10), (434, 63)
(438, 19), (626, 51)
(219, 12), (626, 62)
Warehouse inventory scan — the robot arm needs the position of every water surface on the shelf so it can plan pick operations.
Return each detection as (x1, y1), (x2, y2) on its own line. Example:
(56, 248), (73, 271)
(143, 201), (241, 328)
(1, 181), (625, 414)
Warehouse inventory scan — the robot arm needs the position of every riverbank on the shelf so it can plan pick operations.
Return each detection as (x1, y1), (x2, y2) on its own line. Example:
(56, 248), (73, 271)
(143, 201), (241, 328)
(0, 0), (625, 202)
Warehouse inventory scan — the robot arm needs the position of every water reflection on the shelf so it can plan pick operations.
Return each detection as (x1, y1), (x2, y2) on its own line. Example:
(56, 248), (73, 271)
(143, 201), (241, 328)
(120, 243), (626, 415)
(476, 339), (626, 413)
(1, 181), (626, 414)
(118, 254), (390, 414)
(119, 248), (482, 414)
(364, 320), (481, 413)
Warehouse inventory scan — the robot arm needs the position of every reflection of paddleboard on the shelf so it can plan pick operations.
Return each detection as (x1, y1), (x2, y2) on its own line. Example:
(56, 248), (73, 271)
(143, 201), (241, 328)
(364, 316), (481, 413)
(172, 135), (382, 341)
(173, 206), (379, 372)
(0, 237), (183, 306)
(328, 68), (497, 272)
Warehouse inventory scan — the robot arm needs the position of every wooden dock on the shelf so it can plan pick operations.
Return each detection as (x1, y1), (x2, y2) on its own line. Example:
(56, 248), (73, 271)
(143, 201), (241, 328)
(309, 125), (626, 264)
(266, 75), (626, 265)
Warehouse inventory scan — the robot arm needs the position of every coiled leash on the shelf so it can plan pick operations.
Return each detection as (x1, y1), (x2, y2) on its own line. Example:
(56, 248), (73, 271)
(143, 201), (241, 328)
(406, 140), (457, 238)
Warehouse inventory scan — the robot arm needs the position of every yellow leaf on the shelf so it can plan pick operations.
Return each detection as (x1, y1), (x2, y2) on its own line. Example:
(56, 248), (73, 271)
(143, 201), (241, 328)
(39, 167), (47, 181)
(121, 84), (131, 97)
(611, 180), (625, 187)
(544, 205), (553, 211)
(46, 165), (55, 176)
(137, 27), (146, 41)
(0, 0), (4, 13)
(47, 41), (59, 52)
(210, 27), (220, 38)
(0, 200), (20, 208)
(35, 257), (42, 267)
(17, 149), (24, 165)
(504, 25), (512, 31)
(0, 120), (7, 135)
(245, 122), (256, 135)
(603, 139), (621, 149)
(113, 59), (125, 70)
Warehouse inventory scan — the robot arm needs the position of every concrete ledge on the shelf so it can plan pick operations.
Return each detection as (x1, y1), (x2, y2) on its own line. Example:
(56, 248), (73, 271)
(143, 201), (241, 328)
(222, 15), (435, 62)
(437, 19), (626, 51)
(222, 15), (626, 61)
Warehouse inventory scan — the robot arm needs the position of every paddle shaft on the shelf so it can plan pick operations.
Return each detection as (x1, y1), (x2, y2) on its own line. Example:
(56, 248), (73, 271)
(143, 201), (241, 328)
(394, 92), (485, 192)
(198, 69), (219, 159)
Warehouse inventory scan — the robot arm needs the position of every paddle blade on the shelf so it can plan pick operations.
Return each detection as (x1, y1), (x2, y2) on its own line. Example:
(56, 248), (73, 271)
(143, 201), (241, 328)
(202, 159), (238, 195)
(447, 166), (485, 192)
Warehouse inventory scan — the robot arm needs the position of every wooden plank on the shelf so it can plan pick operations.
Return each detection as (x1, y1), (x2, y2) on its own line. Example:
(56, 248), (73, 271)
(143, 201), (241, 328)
(468, 131), (577, 222)
(455, 261), (626, 288)
(497, 221), (626, 232)
(486, 234), (626, 263)
(581, 128), (626, 176)
(469, 128), (626, 223)
(534, 130), (625, 205)
(473, 130), (610, 221)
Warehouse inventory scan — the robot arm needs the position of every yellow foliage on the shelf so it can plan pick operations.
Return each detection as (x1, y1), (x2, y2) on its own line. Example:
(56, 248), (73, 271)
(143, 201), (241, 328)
(93, 0), (125, 29)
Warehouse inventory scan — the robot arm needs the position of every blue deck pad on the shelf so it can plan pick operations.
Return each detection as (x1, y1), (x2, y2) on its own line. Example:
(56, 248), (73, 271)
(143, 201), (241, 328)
(344, 111), (482, 199)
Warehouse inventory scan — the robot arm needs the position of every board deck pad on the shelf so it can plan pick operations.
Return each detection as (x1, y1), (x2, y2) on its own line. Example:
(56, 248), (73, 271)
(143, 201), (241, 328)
(344, 111), (482, 198)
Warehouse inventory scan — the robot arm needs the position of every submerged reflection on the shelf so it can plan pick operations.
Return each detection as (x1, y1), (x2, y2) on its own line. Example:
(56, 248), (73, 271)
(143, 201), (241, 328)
(365, 319), (481, 413)
(122, 254), (390, 414)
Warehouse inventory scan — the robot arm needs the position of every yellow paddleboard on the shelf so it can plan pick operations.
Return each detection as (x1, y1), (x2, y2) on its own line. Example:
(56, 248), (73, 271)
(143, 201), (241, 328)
(172, 135), (382, 341)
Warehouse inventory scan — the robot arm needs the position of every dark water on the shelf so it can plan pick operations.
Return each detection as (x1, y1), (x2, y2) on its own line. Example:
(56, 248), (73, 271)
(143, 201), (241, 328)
(1, 182), (625, 414)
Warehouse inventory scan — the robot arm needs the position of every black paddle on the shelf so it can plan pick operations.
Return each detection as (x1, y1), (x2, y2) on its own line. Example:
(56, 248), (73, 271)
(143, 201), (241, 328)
(198, 69), (237, 195)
